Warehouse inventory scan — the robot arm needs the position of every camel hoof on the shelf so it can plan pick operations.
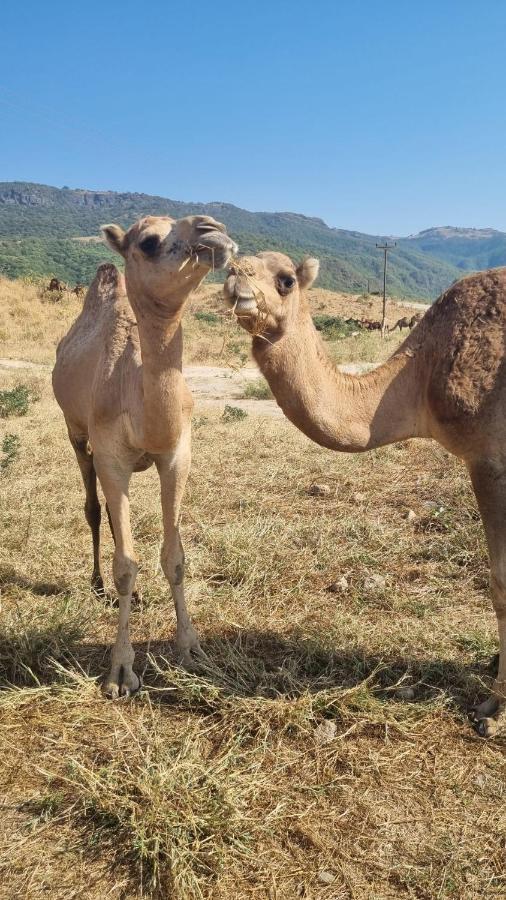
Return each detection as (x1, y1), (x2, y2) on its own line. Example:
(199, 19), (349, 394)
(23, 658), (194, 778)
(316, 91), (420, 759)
(475, 717), (499, 739)
(177, 642), (206, 672)
(103, 668), (141, 700)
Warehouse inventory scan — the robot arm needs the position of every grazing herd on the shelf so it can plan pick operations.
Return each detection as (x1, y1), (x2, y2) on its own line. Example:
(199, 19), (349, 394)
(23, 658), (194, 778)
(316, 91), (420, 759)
(51, 214), (506, 737)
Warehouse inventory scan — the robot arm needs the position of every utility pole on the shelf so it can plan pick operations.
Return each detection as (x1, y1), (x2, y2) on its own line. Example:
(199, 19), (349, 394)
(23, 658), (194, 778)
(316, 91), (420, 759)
(375, 242), (396, 337)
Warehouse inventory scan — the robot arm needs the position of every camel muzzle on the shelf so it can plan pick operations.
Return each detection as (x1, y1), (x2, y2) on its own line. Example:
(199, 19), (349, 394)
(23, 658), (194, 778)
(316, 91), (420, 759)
(193, 231), (238, 270)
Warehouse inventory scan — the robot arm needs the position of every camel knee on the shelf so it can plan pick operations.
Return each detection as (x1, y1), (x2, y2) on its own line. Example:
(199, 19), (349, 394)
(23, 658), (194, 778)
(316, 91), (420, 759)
(113, 552), (138, 596)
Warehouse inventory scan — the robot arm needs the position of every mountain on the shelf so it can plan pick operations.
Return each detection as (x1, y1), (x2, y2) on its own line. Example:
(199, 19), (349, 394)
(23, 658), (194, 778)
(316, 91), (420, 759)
(0, 181), (497, 300)
(401, 226), (506, 271)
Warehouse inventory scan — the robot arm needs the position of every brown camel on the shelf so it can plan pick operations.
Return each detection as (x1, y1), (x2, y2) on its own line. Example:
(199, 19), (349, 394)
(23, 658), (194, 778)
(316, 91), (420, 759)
(48, 277), (66, 291)
(224, 252), (506, 737)
(53, 214), (237, 698)
(390, 316), (411, 332)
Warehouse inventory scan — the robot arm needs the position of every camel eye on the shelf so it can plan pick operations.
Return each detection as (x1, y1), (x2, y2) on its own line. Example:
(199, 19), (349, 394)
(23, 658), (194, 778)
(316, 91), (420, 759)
(139, 235), (160, 257)
(278, 275), (296, 294)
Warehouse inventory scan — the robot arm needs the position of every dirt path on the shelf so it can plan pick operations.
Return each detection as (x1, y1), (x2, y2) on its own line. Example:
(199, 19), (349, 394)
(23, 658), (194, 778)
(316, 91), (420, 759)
(0, 358), (375, 419)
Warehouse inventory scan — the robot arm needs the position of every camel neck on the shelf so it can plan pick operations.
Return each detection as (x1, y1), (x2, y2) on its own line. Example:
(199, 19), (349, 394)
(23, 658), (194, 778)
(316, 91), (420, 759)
(127, 285), (190, 454)
(252, 303), (428, 452)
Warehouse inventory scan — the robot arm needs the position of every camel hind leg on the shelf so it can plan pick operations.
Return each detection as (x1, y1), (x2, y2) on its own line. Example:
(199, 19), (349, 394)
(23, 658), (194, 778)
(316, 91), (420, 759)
(468, 458), (506, 737)
(68, 432), (106, 597)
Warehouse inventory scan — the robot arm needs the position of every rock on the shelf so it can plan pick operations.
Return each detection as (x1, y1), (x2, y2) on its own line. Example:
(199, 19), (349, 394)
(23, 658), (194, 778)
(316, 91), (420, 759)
(315, 720), (337, 744)
(405, 509), (417, 523)
(395, 685), (415, 701)
(326, 576), (349, 593)
(422, 500), (444, 513)
(363, 573), (386, 592)
(308, 483), (331, 497)
(318, 871), (335, 885)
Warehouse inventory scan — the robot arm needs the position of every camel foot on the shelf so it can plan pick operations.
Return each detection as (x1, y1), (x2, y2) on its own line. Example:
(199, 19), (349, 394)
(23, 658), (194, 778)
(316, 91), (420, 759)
(472, 695), (506, 738)
(103, 666), (141, 700)
(176, 625), (205, 670)
(91, 572), (107, 599)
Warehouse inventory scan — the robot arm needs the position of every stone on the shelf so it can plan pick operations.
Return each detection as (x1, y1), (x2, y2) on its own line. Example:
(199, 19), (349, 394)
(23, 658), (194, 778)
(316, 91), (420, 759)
(326, 576), (349, 593)
(318, 871), (335, 885)
(308, 483), (331, 497)
(315, 720), (337, 744)
(363, 573), (386, 592)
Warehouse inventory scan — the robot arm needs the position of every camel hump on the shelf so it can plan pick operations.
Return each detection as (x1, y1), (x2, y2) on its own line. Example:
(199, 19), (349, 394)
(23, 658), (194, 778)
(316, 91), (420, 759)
(82, 263), (126, 313)
(427, 266), (506, 418)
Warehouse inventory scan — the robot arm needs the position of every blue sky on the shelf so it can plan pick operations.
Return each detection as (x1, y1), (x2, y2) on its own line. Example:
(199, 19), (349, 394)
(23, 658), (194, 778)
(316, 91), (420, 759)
(1, 1), (505, 234)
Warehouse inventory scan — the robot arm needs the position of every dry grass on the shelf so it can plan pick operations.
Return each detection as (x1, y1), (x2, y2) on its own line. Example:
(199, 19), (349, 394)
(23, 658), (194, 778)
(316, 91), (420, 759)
(0, 278), (504, 899)
(0, 275), (409, 369)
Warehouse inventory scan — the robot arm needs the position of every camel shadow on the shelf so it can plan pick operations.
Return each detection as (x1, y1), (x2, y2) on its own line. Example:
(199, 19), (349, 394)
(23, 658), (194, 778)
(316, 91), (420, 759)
(0, 563), (68, 597)
(0, 621), (498, 717)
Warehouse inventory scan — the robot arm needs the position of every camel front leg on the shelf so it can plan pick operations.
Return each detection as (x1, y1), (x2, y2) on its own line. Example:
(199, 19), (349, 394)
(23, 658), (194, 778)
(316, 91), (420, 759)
(156, 422), (201, 667)
(94, 454), (140, 698)
(468, 459), (506, 737)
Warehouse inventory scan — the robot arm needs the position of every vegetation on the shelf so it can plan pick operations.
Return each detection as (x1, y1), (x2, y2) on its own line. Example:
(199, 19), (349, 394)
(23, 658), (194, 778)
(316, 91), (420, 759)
(222, 404), (248, 422)
(0, 433), (20, 471)
(0, 280), (503, 897)
(240, 377), (273, 400)
(194, 310), (220, 325)
(0, 182), (466, 298)
(0, 384), (33, 418)
(313, 314), (359, 339)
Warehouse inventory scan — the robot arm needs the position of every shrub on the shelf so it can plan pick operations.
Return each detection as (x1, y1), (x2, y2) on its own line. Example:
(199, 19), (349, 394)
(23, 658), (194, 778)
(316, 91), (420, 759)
(1, 434), (20, 471)
(195, 311), (219, 325)
(0, 384), (32, 418)
(313, 315), (358, 339)
(241, 378), (272, 400)
(222, 405), (248, 423)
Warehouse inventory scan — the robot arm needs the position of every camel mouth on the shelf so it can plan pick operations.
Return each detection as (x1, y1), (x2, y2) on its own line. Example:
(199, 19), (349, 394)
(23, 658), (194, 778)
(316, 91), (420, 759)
(232, 297), (258, 314)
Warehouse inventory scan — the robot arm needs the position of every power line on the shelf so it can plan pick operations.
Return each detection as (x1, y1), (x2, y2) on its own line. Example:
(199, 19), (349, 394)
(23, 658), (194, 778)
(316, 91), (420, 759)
(375, 242), (396, 337)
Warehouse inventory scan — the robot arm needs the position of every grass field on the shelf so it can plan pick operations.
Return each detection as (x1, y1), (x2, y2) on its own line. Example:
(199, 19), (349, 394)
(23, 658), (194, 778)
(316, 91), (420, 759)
(0, 276), (505, 899)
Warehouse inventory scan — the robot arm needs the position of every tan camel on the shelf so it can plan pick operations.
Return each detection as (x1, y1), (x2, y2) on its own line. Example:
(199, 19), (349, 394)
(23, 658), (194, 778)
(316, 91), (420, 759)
(53, 214), (237, 698)
(224, 251), (506, 737)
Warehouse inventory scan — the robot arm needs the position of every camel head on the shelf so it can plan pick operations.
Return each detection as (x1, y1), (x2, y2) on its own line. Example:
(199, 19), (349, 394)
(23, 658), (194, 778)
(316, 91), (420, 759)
(102, 215), (238, 303)
(224, 251), (320, 337)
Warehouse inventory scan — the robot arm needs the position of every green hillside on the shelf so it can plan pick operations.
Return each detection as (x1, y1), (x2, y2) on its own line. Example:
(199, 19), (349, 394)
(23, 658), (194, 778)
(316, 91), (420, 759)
(0, 182), (467, 298)
(401, 226), (506, 271)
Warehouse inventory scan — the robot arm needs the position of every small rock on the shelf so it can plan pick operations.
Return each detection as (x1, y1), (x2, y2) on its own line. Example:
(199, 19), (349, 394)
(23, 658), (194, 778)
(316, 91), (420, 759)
(395, 685), (415, 701)
(315, 720), (337, 744)
(308, 483), (331, 497)
(353, 491), (366, 503)
(326, 576), (349, 593)
(422, 500), (443, 513)
(363, 573), (386, 592)
(405, 509), (417, 523)
(318, 871), (335, 886)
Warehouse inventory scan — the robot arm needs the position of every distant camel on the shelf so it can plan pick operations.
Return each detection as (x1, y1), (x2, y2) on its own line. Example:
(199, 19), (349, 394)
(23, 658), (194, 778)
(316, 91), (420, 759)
(409, 314), (423, 328)
(390, 316), (411, 332)
(53, 215), (237, 698)
(225, 251), (506, 737)
(48, 278), (65, 291)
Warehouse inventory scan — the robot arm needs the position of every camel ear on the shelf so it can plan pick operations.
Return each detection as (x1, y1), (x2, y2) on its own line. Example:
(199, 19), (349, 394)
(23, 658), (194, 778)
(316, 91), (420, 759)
(101, 224), (127, 257)
(296, 257), (319, 289)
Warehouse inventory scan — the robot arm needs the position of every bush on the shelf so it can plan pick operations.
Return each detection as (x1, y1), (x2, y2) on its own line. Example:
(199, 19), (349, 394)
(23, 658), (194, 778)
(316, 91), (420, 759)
(313, 315), (358, 340)
(241, 378), (272, 400)
(0, 384), (32, 418)
(195, 311), (219, 325)
(222, 405), (248, 423)
(1, 434), (20, 472)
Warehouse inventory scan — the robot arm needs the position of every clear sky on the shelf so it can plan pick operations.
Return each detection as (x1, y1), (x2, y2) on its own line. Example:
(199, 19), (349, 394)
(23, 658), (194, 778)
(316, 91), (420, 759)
(1, 1), (505, 235)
